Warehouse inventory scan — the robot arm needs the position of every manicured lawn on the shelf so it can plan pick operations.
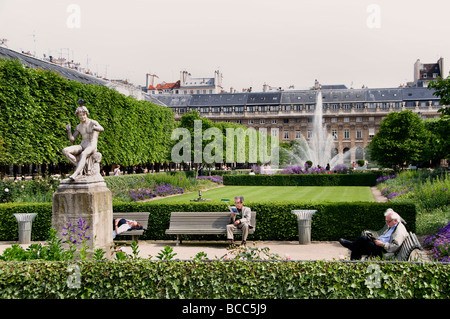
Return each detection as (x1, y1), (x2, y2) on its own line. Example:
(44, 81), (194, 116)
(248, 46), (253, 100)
(153, 186), (375, 203)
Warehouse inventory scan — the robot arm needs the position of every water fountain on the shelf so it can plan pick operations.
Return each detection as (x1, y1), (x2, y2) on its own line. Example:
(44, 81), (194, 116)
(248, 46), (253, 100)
(284, 91), (350, 169)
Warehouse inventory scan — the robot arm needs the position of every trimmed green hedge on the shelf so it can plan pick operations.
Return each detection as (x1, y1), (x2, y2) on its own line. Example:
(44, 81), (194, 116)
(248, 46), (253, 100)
(0, 260), (448, 299)
(0, 58), (176, 166)
(0, 201), (416, 242)
(223, 173), (380, 186)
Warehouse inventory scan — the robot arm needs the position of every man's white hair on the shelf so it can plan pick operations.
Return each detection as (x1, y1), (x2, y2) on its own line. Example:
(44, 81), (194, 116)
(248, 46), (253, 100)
(384, 208), (402, 223)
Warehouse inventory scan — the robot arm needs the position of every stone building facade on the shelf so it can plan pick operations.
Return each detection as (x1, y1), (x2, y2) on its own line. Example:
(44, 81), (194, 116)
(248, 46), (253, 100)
(146, 86), (443, 163)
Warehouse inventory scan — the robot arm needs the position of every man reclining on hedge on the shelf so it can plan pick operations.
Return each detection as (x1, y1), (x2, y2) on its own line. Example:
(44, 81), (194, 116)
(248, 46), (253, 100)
(338, 208), (408, 260)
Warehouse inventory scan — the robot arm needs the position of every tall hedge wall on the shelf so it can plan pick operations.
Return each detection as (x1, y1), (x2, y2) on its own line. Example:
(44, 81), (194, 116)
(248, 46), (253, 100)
(0, 260), (448, 299)
(0, 58), (176, 166)
(0, 201), (416, 242)
(223, 173), (380, 186)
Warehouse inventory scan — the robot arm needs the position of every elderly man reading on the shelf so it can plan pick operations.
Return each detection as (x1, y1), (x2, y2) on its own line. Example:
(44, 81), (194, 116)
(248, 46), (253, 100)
(226, 195), (254, 246)
(338, 208), (408, 260)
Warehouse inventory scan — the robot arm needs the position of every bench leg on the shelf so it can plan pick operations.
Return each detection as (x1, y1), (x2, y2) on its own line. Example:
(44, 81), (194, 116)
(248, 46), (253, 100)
(176, 235), (181, 246)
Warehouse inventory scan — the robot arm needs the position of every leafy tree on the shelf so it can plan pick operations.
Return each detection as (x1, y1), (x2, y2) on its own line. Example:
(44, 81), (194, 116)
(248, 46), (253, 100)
(428, 76), (450, 116)
(427, 76), (450, 161)
(0, 58), (176, 168)
(424, 118), (450, 165)
(369, 110), (431, 169)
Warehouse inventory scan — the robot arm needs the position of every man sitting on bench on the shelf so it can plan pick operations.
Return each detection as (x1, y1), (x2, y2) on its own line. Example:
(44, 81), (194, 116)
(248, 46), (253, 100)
(338, 208), (408, 260)
(227, 195), (253, 246)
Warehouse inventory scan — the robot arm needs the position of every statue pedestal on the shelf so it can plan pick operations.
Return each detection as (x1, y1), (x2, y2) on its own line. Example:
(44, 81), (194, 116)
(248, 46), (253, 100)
(52, 176), (113, 258)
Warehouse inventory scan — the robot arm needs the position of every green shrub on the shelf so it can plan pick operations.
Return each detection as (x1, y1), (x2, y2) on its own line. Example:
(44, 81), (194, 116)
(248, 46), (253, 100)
(223, 173), (380, 186)
(0, 260), (448, 299)
(0, 201), (416, 242)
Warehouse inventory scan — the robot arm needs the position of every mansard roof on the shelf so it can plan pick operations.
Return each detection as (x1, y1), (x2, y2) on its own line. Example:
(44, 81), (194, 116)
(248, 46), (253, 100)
(144, 86), (439, 108)
(0, 46), (107, 86)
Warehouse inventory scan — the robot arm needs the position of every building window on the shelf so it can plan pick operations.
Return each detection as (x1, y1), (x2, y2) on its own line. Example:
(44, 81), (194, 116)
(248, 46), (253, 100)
(342, 103), (351, 109)
(369, 128), (375, 138)
(269, 105), (279, 112)
(344, 129), (350, 139)
(330, 104), (339, 110)
(235, 106), (244, 113)
(260, 119), (265, 124)
(332, 129), (337, 139)
(355, 103), (364, 109)
(331, 118), (337, 123)
(283, 118), (289, 123)
(223, 106), (233, 113)
(248, 119), (254, 124)
(344, 117), (350, 122)
(271, 119), (277, 124)
(307, 130), (312, 139)
(283, 131), (289, 139)
(356, 129), (362, 139)
(356, 117), (362, 122)
(271, 128), (279, 137)
(295, 131), (301, 139)
(246, 106), (256, 112)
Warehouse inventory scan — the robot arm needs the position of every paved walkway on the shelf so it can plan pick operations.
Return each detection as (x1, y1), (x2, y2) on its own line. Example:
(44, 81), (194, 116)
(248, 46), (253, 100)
(116, 240), (350, 261)
(0, 239), (432, 261)
(0, 240), (350, 261)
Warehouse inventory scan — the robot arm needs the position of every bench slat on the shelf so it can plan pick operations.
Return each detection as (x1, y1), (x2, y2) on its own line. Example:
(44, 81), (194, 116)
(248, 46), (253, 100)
(394, 232), (423, 261)
(166, 211), (256, 244)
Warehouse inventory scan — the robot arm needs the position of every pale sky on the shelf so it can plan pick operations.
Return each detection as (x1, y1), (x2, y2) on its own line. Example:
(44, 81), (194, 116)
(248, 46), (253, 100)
(1, 0), (449, 92)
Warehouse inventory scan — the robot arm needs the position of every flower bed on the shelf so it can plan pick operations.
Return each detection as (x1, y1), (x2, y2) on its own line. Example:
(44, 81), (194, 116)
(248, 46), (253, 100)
(125, 183), (185, 201)
(376, 169), (450, 260)
(424, 222), (450, 262)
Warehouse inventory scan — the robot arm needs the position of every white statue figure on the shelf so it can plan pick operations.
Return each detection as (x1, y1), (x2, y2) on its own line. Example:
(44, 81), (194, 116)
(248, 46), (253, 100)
(63, 100), (104, 181)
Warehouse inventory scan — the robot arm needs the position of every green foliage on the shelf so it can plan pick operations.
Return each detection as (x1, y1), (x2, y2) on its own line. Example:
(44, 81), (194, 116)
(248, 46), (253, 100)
(223, 173), (380, 186)
(156, 245), (177, 260)
(369, 110), (431, 168)
(0, 58), (176, 166)
(0, 260), (448, 299)
(428, 76), (450, 116)
(0, 201), (416, 242)
(0, 177), (59, 203)
(376, 169), (450, 235)
(113, 201), (417, 241)
(175, 110), (277, 165)
(424, 117), (450, 160)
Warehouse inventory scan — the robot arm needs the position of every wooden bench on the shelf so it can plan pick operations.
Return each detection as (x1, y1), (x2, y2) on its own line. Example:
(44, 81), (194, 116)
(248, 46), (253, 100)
(165, 211), (256, 245)
(113, 212), (149, 242)
(361, 231), (424, 261)
(388, 232), (424, 261)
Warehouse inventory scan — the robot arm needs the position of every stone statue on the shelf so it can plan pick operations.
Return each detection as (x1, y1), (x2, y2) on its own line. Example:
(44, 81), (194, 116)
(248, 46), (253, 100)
(63, 100), (104, 181)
